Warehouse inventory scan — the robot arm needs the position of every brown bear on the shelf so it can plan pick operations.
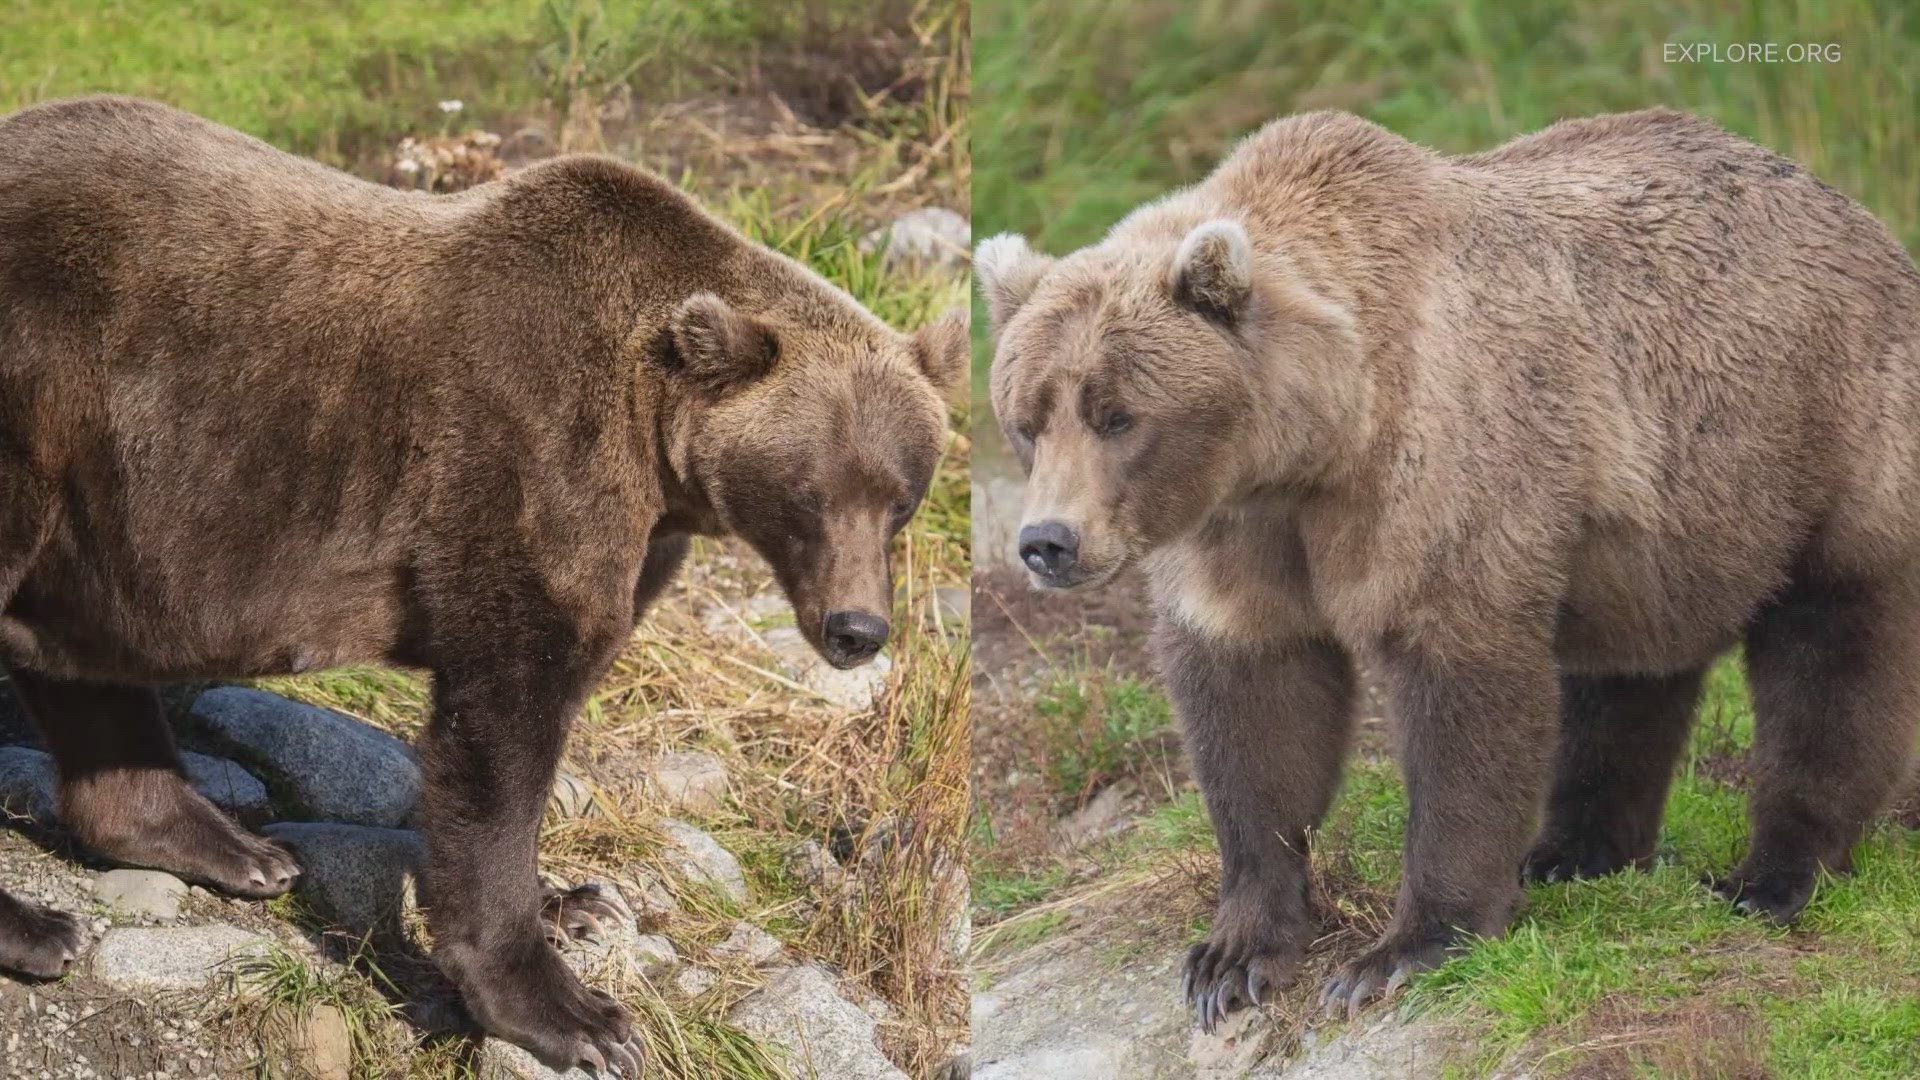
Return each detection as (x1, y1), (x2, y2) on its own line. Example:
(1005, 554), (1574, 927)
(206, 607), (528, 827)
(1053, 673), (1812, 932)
(0, 96), (964, 1071)
(978, 109), (1920, 1030)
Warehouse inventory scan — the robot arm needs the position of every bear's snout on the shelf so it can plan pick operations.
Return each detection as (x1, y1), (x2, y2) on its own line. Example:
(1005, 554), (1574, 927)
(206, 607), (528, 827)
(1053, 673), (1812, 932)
(823, 609), (890, 667)
(1018, 520), (1080, 583)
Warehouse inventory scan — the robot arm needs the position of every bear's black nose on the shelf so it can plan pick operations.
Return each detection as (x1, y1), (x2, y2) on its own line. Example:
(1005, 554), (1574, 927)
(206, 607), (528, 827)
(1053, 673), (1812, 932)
(1018, 521), (1080, 579)
(824, 610), (889, 667)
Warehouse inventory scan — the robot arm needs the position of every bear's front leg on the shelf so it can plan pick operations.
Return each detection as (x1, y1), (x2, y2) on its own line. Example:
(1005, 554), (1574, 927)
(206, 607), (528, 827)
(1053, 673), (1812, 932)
(420, 620), (643, 1076)
(1322, 641), (1557, 1016)
(1159, 620), (1356, 1033)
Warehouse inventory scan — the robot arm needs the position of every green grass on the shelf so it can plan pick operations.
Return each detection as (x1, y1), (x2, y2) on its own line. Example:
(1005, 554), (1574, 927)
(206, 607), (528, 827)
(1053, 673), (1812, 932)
(0, 0), (948, 169)
(1397, 654), (1920, 1077)
(980, 648), (1920, 1076)
(0, 0), (553, 166)
(1031, 668), (1174, 804)
(973, 0), (1920, 387)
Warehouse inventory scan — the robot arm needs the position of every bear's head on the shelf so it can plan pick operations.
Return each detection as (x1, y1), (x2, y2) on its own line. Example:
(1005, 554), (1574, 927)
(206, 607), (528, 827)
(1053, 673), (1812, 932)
(977, 217), (1363, 590)
(655, 283), (966, 669)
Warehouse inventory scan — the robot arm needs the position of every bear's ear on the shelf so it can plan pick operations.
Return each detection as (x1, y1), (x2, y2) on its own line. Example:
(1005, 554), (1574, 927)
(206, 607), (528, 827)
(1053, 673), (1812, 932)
(1170, 219), (1254, 325)
(911, 308), (969, 397)
(667, 292), (779, 396)
(974, 233), (1055, 336)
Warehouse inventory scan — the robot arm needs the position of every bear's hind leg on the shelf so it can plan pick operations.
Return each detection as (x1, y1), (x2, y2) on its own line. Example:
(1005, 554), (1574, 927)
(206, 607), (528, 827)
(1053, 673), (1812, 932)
(1719, 574), (1920, 923)
(0, 887), (84, 980)
(1160, 622), (1356, 1033)
(11, 671), (298, 898)
(1524, 669), (1705, 883)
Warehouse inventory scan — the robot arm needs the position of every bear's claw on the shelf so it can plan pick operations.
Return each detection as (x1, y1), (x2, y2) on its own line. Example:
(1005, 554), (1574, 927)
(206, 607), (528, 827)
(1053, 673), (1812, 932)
(1320, 935), (1449, 1020)
(1183, 940), (1295, 1034)
(541, 880), (632, 947)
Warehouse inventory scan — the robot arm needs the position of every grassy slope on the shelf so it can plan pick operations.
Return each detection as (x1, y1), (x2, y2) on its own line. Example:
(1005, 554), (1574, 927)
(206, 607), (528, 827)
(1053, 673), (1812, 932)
(973, 0), (1920, 386)
(972, 1), (1920, 1075)
(1, 2), (969, 1077)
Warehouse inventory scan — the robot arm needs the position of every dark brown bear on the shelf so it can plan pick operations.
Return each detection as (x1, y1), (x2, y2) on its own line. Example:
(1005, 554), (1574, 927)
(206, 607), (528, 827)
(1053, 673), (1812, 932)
(979, 109), (1920, 1029)
(0, 96), (964, 1072)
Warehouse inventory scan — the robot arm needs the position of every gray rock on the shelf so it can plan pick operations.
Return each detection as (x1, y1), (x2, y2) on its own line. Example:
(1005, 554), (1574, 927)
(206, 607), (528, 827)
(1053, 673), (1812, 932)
(263, 822), (424, 936)
(701, 592), (790, 638)
(90, 924), (271, 991)
(270, 1004), (353, 1080)
(784, 840), (845, 892)
(181, 752), (270, 818)
(548, 771), (599, 819)
(934, 586), (970, 627)
(480, 1041), (592, 1080)
(190, 687), (419, 828)
(729, 962), (907, 1080)
(0, 745), (271, 825)
(709, 920), (783, 967)
(674, 966), (718, 997)
(632, 933), (679, 980)
(0, 745), (57, 822)
(861, 207), (969, 271)
(1249, 1018), (1471, 1079)
(641, 751), (729, 815)
(658, 819), (748, 905)
(972, 946), (1193, 1080)
(973, 476), (1028, 576)
(94, 868), (188, 922)
(1191, 1008), (1277, 1077)
(760, 627), (892, 712)
(1055, 782), (1135, 849)
(615, 868), (679, 921)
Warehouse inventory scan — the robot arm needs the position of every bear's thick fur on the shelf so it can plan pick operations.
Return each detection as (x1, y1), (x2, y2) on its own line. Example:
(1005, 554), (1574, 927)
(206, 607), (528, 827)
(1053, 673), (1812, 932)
(979, 109), (1920, 1027)
(0, 97), (964, 1069)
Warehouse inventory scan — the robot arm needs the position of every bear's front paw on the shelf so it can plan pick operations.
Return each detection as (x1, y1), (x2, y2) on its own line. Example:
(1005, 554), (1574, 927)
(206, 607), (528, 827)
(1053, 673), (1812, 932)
(1320, 931), (1451, 1019)
(451, 935), (645, 1076)
(1182, 893), (1305, 1034)
(1522, 829), (1641, 884)
(0, 894), (88, 980)
(1184, 938), (1297, 1034)
(1711, 867), (1818, 925)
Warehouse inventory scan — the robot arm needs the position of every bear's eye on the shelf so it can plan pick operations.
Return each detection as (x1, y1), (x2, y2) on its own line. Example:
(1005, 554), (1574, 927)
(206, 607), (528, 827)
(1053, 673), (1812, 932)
(889, 499), (915, 531)
(1095, 410), (1133, 437)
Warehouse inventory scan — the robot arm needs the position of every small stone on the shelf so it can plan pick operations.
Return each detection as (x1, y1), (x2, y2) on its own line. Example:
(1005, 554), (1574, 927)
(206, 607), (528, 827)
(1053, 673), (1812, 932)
(760, 626), (892, 712)
(548, 771), (598, 819)
(190, 687), (420, 828)
(270, 1004), (352, 1080)
(614, 869), (679, 923)
(90, 925), (271, 991)
(934, 586), (970, 626)
(729, 963), (907, 1080)
(709, 921), (783, 967)
(641, 751), (729, 815)
(861, 207), (969, 271)
(674, 966), (718, 998)
(658, 819), (748, 905)
(0, 745), (57, 822)
(631, 934), (679, 980)
(784, 840), (845, 892)
(94, 869), (188, 922)
(263, 822), (424, 936)
(1056, 782), (1135, 849)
